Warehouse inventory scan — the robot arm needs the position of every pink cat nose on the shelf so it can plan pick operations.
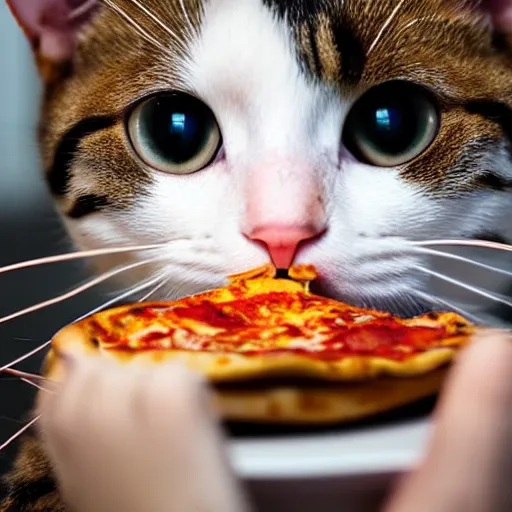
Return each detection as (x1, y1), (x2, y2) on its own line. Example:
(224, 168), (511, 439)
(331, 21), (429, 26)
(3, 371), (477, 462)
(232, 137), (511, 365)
(248, 224), (323, 269)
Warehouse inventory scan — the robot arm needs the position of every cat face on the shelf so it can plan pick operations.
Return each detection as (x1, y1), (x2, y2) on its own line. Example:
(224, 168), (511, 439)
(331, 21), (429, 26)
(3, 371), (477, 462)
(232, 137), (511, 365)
(9, 0), (512, 315)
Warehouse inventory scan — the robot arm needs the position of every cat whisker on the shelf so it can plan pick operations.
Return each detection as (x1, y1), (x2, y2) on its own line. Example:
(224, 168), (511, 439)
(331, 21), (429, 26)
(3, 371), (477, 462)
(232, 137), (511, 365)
(0, 341), (53, 373)
(1, 370), (52, 394)
(20, 379), (52, 393)
(101, 0), (171, 54)
(94, 272), (168, 314)
(410, 239), (512, 252)
(417, 266), (512, 310)
(137, 275), (171, 302)
(124, 0), (189, 54)
(0, 243), (164, 276)
(178, 0), (199, 40)
(413, 290), (488, 325)
(1, 368), (48, 383)
(0, 257), (164, 326)
(368, 0), (410, 54)
(412, 247), (512, 277)
(0, 369), (51, 391)
(0, 415), (41, 452)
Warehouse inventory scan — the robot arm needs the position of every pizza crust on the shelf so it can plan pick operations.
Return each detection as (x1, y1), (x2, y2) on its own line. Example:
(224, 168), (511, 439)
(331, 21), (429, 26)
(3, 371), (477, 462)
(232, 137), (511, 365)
(213, 368), (447, 424)
(44, 326), (449, 424)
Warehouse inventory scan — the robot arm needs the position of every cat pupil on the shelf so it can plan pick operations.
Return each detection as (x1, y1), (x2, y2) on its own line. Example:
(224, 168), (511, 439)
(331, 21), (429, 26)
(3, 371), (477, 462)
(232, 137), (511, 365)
(143, 96), (209, 164)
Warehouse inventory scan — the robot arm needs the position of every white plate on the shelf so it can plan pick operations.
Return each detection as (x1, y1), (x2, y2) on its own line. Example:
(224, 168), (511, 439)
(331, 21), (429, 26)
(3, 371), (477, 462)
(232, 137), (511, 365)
(228, 416), (432, 480)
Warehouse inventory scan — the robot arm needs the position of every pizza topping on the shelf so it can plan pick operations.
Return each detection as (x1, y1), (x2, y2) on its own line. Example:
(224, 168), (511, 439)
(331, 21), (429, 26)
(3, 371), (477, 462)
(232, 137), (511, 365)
(288, 264), (318, 283)
(87, 287), (467, 362)
(353, 315), (377, 324)
(172, 303), (249, 330)
(74, 263), (473, 368)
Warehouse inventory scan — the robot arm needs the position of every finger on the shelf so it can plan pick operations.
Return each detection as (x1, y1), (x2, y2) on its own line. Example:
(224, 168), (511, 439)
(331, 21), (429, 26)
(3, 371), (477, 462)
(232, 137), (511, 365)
(37, 355), (105, 464)
(35, 347), (95, 418)
(36, 353), (91, 436)
(40, 358), (250, 512)
(130, 363), (250, 512)
(36, 355), (111, 505)
(385, 332), (512, 512)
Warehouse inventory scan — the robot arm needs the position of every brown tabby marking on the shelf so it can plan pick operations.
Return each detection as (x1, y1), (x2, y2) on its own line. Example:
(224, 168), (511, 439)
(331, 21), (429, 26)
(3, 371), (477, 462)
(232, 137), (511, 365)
(313, 13), (342, 82)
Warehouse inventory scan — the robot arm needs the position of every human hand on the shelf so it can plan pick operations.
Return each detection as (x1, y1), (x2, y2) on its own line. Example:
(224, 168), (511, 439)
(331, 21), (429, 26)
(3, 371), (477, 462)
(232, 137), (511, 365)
(37, 356), (250, 512)
(385, 331), (512, 512)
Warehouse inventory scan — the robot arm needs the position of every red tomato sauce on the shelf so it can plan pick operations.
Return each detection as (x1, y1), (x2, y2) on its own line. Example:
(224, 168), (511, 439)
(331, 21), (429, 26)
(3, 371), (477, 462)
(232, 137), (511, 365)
(93, 291), (457, 362)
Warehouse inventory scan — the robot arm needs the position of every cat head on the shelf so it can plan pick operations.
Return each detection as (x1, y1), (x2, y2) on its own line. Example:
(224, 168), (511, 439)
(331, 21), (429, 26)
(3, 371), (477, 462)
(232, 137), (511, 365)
(8, 0), (512, 315)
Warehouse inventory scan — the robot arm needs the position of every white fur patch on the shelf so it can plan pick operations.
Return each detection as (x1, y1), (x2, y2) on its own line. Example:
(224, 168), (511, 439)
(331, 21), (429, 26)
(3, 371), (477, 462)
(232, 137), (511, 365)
(185, 0), (344, 160)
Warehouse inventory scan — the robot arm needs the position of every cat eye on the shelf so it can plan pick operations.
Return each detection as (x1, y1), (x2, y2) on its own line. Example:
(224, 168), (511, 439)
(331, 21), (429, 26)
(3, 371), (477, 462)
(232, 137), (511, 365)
(127, 93), (222, 174)
(342, 81), (439, 167)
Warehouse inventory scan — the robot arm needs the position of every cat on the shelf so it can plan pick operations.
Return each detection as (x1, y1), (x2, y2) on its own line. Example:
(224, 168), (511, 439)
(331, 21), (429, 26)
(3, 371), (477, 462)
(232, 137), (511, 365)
(2, 0), (512, 509)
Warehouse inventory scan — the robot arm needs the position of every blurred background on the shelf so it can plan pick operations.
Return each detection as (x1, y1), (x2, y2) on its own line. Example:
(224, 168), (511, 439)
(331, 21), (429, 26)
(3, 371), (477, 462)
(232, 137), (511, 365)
(0, 0), (511, 496)
(0, 4), (102, 477)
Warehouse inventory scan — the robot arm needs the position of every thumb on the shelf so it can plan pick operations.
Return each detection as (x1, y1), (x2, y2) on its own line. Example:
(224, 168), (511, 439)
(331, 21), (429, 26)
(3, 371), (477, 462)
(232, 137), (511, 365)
(384, 331), (512, 512)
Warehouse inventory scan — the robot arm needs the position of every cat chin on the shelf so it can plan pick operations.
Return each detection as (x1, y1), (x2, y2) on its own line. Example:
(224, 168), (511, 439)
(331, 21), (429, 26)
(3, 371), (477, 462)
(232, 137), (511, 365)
(62, 213), (435, 317)
(79, 247), (429, 317)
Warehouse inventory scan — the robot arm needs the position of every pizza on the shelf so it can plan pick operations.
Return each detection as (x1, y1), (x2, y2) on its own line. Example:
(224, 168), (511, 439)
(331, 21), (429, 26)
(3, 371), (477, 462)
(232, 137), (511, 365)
(43, 264), (476, 424)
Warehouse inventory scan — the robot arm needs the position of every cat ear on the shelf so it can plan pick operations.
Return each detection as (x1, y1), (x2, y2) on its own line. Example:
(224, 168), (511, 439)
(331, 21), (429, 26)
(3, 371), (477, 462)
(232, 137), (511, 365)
(6, 0), (97, 62)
